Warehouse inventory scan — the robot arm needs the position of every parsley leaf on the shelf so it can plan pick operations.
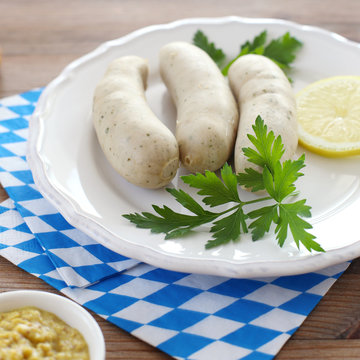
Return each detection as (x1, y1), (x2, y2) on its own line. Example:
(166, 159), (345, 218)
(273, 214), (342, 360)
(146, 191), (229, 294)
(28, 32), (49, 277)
(166, 188), (207, 215)
(123, 200), (217, 240)
(263, 32), (303, 71)
(243, 116), (285, 172)
(192, 29), (302, 80)
(222, 30), (303, 78)
(206, 207), (248, 249)
(240, 30), (267, 53)
(237, 167), (264, 192)
(265, 156), (305, 202)
(237, 116), (285, 192)
(237, 118), (321, 252)
(123, 116), (323, 253)
(221, 30), (268, 76)
(247, 204), (278, 241)
(276, 201), (323, 252)
(182, 163), (240, 206)
(193, 30), (226, 67)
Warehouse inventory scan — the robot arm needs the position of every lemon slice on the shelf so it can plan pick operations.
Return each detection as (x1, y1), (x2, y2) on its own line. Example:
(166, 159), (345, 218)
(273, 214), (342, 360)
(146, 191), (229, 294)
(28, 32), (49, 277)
(296, 76), (360, 157)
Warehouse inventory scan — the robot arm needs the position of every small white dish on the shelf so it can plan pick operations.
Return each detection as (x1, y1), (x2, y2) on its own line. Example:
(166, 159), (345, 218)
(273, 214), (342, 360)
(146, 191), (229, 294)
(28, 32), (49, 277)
(27, 16), (360, 278)
(0, 290), (105, 360)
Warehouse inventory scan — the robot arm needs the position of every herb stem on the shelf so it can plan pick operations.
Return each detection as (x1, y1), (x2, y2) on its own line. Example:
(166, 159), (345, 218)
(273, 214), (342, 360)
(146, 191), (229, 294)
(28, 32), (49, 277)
(243, 196), (273, 206)
(216, 204), (242, 216)
(207, 196), (273, 218)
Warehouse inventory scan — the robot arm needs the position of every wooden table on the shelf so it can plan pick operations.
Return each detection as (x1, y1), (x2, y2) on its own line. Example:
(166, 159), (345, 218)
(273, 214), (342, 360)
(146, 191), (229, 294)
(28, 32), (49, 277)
(1, 1), (360, 358)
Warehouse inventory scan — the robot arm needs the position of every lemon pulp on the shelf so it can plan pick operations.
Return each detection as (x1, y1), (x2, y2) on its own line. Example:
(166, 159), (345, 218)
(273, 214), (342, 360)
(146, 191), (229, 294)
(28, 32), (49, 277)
(296, 76), (360, 157)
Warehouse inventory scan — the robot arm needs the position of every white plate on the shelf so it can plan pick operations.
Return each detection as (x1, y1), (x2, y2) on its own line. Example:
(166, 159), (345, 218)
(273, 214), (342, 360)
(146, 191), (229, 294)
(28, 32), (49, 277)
(28, 16), (360, 278)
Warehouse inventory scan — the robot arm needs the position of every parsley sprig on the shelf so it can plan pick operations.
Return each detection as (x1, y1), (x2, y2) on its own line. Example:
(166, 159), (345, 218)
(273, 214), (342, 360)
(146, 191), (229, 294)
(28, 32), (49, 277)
(123, 116), (324, 253)
(192, 30), (303, 79)
(193, 30), (226, 67)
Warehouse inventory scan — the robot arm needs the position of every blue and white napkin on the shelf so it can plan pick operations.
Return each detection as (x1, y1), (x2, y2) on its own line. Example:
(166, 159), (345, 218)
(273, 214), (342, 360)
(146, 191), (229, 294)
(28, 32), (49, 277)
(0, 89), (350, 360)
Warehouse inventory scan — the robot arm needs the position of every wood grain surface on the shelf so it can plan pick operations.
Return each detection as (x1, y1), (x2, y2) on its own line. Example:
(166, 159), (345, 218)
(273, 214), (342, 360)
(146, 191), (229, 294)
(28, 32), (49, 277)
(1, 1), (360, 359)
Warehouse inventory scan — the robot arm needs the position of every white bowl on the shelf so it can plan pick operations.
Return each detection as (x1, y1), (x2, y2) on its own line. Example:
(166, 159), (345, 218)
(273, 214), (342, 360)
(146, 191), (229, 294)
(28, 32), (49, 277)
(0, 290), (105, 360)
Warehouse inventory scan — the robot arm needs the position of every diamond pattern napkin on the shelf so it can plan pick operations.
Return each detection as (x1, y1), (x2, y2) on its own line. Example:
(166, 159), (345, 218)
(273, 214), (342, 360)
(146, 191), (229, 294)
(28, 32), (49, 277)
(0, 89), (350, 360)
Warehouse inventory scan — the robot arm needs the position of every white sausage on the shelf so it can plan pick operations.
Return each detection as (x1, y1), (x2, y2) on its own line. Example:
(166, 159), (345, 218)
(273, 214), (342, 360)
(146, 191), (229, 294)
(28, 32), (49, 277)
(228, 54), (298, 174)
(159, 42), (239, 173)
(92, 56), (179, 189)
